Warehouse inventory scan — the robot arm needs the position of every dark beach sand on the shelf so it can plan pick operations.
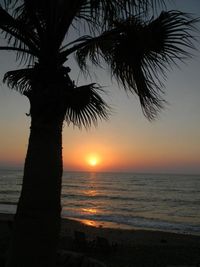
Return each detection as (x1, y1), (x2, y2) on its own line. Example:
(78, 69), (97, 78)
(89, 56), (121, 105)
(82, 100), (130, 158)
(0, 213), (200, 266)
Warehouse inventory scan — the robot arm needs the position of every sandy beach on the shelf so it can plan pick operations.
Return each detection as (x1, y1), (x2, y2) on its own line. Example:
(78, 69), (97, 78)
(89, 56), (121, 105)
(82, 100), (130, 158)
(0, 213), (200, 266)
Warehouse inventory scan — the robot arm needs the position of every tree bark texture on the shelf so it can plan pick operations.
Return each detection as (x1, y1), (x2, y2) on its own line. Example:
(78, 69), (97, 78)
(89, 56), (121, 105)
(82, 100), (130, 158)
(6, 93), (65, 267)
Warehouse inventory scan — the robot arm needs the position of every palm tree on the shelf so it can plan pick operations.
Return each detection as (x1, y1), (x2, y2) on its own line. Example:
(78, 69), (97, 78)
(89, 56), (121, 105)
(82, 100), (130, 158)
(0, 0), (197, 266)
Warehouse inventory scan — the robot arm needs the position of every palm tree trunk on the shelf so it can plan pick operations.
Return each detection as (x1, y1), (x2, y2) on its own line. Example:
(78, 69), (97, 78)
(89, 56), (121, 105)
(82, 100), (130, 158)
(6, 97), (64, 267)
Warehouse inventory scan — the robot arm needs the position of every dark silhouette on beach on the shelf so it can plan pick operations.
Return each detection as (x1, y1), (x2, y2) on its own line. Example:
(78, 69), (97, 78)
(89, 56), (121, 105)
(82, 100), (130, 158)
(0, 0), (198, 266)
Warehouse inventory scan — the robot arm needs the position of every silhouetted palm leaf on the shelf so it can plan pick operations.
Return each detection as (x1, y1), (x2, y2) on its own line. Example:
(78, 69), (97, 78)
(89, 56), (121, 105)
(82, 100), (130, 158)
(3, 68), (110, 128)
(0, 4), (39, 58)
(75, 11), (198, 119)
(65, 83), (109, 128)
(76, 0), (166, 30)
(0, 1), (199, 123)
(3, 68), (34, 94)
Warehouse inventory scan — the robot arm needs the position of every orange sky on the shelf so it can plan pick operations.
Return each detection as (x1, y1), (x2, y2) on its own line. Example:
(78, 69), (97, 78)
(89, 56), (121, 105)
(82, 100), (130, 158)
(0, 1), (200, 174)
(0, 85), (199, 174)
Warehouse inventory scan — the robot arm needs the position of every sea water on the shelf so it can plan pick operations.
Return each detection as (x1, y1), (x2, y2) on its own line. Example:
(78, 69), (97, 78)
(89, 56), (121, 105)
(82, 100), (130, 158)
(0, 169), (200, 235)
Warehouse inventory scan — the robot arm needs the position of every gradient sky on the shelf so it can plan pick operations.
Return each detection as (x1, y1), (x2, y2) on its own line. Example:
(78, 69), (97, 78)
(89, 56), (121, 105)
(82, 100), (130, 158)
(0, 0), (200, 174)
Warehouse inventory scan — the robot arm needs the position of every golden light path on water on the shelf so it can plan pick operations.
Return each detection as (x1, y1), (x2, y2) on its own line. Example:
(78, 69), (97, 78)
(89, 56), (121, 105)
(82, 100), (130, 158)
(77, 172), (103, 227)
(82, 208), (98, 214)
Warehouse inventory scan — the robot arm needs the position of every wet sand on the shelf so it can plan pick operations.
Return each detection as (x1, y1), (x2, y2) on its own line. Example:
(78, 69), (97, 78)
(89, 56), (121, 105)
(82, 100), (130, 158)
(1, 213), (200, 266)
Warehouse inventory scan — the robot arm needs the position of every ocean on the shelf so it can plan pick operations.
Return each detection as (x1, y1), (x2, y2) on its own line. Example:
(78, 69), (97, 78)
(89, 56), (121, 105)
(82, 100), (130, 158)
(0, 170), (200, 235)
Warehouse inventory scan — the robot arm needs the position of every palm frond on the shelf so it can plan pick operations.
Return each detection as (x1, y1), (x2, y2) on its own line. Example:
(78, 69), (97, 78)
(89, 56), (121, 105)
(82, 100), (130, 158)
(1, 0), (166, 65)
(75, 11), (198, 119)
(65, 83), (110, 128)
(0, 5), (39, 61)
(4, 67), (110, 127)
(76, 0), (166, 31)
(1, 1), (198, 124)
(3, 68), (34, 95)
(75, 35), (103, 71)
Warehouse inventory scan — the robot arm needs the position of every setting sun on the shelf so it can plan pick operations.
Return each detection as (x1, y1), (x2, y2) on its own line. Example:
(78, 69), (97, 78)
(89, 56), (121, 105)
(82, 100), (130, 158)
(86, 154), (100, 168)
(88, 158), (97, 166)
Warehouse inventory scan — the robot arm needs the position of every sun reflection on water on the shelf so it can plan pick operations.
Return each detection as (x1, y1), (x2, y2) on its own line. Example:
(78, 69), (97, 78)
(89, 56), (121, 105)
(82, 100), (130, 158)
(83, 190), (97, 197)
(82, 208), (98, 214)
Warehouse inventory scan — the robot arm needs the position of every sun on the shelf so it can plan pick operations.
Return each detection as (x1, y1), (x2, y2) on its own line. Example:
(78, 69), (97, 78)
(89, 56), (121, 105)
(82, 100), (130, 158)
(88, 158), (98, 166)
(86, 154), (100, 167)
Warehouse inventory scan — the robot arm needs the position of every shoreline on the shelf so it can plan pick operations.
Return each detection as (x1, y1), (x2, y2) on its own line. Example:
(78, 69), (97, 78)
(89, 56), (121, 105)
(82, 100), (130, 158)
(64, 216), (200, 236)
(60, 217), (200, 246)
(1, 212), (200, 246)
(0, 212), (200, 236)
(1, 213), (200, 266)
